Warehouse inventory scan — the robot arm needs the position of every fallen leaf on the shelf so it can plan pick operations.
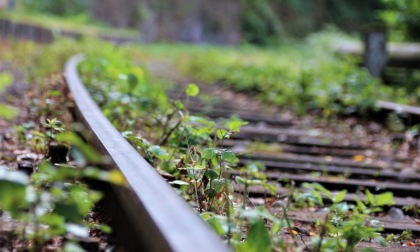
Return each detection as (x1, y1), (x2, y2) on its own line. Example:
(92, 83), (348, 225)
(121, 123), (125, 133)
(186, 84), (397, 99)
(288, 229), (298, 235)
(352, 155), (365, 162)
(403, 241), (416, 247)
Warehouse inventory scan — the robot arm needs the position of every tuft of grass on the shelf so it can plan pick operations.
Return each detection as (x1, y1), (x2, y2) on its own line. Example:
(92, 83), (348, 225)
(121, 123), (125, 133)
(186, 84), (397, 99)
(0, 73), (13, 92)
(0, 104), (19, 120)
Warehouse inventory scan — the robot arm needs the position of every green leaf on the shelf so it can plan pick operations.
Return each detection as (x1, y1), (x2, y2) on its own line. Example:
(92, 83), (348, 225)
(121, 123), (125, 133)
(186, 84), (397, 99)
(311, 190), (324, 205)
(204, 169), (219, 180)
(174, 100), (184, 110)
(204, 215), (228, 235)
(376, 192), (394, 206)
(220, 149), (238, 163)
(365, 189), (374, 205)
(239, 206), (279, 223)
(38, 213), (65, 232)
(204, 188), (217, 198)
(235, 176), (246, 185)
(333, 190), (347, 203)
(212, 179), (227, 193)
(148, 145), (169, 159)
(354, 195), (367, 212)
(304, 182), (332, 200)
(0, 170), (29, 217)
(241, 219), (271, 252)
(202, 148), (217, 160)
(248, 179), (262, 186)
(227, 118), (248, 132)
(127, 73), (139, 89)
(216, 129), (228, 139)
(186, 83), (199, 97)
(62, 242), (85, 252)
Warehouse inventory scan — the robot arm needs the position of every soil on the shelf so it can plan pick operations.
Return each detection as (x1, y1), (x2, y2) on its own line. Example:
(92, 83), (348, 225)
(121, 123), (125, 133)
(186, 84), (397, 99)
(0, 59), (111, 251)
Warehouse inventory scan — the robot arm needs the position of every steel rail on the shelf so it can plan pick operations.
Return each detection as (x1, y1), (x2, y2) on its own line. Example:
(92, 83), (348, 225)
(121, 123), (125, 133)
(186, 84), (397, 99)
(65, 55), (230, 252)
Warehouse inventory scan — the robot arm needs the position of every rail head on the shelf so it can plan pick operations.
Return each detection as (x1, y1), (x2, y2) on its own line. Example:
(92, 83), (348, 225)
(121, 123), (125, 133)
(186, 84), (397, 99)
(65, 55), (230, 252)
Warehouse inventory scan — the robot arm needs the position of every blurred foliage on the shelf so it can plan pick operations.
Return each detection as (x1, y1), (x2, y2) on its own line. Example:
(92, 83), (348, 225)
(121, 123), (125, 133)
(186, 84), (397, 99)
(160, 30), (406, 116)
(22, 0), (89, 16)
(16, 0), (385, 44)
(379, 0), (420, 41)
(241, 0), (283, 45)
(265, 0), (382, 39)
(11, 0), (420, 44)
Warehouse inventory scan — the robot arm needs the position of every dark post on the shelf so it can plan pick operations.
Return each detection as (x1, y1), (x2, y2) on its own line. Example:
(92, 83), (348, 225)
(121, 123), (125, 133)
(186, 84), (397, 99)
(363, 30), (387, 77)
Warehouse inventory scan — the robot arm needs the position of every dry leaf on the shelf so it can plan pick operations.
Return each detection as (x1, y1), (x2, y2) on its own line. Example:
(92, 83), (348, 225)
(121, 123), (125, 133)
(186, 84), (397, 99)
(352, 154), (365, 162)
(289, 229), (298, 235)
(403, 241), (416, 247)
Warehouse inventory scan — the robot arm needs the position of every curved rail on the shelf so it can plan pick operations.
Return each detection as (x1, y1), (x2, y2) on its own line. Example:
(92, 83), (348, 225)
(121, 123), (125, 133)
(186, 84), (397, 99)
(65, 55), (230, 252)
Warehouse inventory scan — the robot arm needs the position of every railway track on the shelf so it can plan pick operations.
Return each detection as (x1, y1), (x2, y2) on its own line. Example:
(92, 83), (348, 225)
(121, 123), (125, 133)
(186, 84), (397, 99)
(65, 55), (230, 252)
(2, 17), (418, 251)
(66, 54), (420, 251)
(185, 95), (420, 206)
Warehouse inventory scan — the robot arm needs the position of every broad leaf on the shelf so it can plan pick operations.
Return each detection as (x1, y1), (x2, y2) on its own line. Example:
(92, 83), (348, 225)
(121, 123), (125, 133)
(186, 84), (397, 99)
(333, 190), (347, 203)
(186, 83), (199, 97)
(375, 192), (394, 206)
(239, 219), (271, 252)
(220, 149), (238, 163)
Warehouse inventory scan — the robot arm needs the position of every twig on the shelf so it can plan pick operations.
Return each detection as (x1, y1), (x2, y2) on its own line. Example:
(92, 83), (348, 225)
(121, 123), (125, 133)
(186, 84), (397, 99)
(158, 111), (184, 146)
(313, 213), (330, 252)
(282, 205), (299, 248)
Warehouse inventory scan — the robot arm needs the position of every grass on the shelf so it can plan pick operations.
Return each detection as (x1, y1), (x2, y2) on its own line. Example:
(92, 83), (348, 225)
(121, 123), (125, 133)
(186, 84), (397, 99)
(0, 104), (19, 120)
(0, 73), (13, 92)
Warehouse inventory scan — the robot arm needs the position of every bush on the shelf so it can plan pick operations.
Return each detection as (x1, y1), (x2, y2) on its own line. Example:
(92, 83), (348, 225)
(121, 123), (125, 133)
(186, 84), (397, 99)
(380, 0), (420, 41)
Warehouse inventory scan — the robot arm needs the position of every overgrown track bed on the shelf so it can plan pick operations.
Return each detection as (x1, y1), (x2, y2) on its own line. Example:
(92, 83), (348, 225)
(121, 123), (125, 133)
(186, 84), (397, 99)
(65, 55), (230, 252)
(168, 85), (420, 238)
(66, 53), (420, 251)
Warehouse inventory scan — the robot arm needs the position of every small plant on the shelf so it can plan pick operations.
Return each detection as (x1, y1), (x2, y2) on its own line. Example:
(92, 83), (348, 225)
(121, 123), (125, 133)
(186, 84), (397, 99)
(292, 183), (393, 251)
(76, 45), (412, 251)
(0, 123), (124, 251)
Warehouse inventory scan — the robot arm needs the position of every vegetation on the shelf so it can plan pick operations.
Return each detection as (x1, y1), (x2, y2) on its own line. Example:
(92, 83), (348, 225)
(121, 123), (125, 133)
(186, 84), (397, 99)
(0, 39), (125, 251)
(1, 1), (419, 247)
(136, 30), (420, 118)
(75, 37), (400, 251)
(1, 0), (388, 44)
(0, 4), (139, 39)
(379, 0), (420, 41)
(22, 0), (88, 17)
